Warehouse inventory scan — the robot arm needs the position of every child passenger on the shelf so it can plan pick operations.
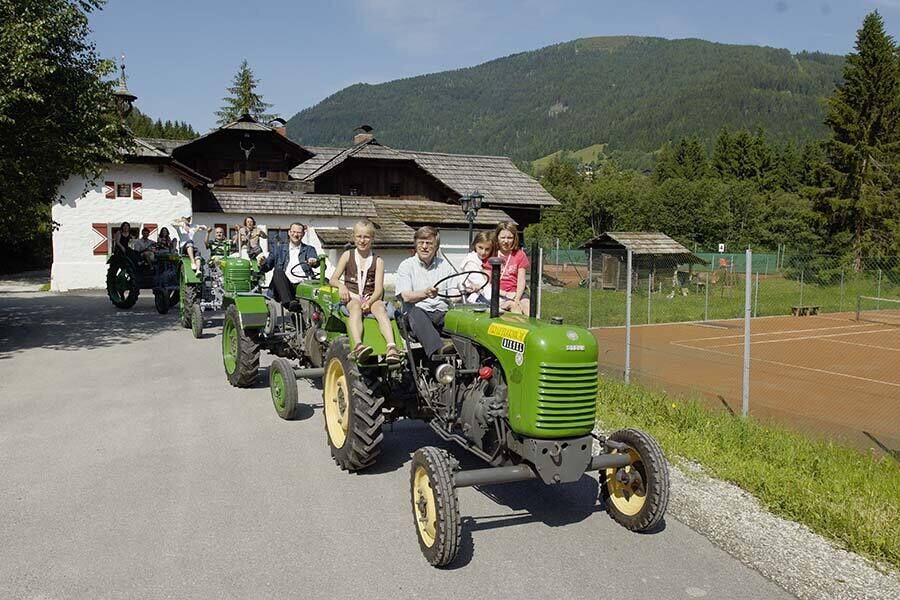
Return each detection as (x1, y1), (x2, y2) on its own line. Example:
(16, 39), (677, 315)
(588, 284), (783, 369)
(329, 219), (401, 364)
(458, 231), (495, 303)
(173, 215), (206, 274)
(495, 221), (530, 315)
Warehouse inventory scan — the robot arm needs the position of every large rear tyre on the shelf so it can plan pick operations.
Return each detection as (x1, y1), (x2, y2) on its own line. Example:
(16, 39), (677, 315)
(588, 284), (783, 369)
(322, 337), (384, 471)
(191, 303), (203, 339)
(154, 290), (169, 314)
(600, 428), (669, 532)
(270, 358), (300, 420)
(180, 281), (199, 328)
(222, 304), (260, 387)
(410, 446), (460, 568)
(106, 257), (139, 309)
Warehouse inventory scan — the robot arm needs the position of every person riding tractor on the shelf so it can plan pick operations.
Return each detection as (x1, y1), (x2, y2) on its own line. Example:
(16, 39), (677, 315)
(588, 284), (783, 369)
(257, 222), (319, 311)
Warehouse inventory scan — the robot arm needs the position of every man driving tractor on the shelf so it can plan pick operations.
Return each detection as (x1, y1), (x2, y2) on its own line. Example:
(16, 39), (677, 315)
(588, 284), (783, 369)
(258, 222), (319, 310)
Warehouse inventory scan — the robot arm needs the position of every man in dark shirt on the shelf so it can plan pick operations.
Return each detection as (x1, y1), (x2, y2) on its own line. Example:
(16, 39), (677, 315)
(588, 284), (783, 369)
(258, 222), (319, 308)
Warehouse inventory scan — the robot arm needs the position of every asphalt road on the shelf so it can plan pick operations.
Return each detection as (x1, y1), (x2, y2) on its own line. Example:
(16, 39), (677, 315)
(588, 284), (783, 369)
(0, 293), (794, 599)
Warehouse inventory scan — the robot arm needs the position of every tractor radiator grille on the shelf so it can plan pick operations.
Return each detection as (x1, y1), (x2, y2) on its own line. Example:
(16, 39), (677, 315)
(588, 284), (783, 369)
(223, 263), (252, 293)
(536, 362), (598, 431)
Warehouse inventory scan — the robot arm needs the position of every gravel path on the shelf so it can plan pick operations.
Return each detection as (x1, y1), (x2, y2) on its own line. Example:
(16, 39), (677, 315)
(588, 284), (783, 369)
(665, 458), (900, 599)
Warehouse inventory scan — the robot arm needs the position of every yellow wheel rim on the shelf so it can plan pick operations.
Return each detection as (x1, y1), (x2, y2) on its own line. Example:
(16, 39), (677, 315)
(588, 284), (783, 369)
(324, 358), (349, 449)
(605, 448), (646, 516)
(413, 465), (437, 548)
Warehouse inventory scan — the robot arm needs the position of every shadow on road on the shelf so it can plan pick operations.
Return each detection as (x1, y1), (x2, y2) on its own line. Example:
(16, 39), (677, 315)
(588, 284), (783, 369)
(0, 294), (174, 359)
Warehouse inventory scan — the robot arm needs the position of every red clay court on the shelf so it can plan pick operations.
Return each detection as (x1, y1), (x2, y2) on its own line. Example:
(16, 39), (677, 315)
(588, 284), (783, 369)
(592, 312), (900, 455)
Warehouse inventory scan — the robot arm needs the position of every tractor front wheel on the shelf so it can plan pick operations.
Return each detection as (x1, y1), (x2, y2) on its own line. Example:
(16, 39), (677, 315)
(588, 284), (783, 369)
(600, 428), (669, 532)
(154, 290), (169, 314)
(322, 337), (384, 471)
(410, 446), (460, 567)
(191, 303), (203, 339)
(270, 358), (300, 420)
(222, 304), (260, 387)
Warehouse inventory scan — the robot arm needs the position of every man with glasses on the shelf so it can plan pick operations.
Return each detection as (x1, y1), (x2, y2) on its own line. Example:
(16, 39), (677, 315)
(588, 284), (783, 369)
(395, 226), (457, 357)
(258, 222), (319, 310)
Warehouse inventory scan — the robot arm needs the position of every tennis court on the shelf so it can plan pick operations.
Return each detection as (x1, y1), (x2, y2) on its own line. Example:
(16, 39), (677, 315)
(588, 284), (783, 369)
(592, 300), (900, 454)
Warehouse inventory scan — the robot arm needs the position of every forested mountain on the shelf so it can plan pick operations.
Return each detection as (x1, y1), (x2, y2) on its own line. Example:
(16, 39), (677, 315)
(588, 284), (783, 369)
(285, 36), (844, 160)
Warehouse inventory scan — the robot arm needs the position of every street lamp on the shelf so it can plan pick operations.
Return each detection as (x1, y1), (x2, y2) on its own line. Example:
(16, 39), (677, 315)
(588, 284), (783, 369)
(460, 190), (484, 246)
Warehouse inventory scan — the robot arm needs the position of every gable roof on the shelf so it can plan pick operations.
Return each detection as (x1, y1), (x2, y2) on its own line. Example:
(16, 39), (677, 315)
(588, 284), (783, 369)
(580, 232), (706, 264)
(126, 138), (209, 187)
(172, 114), (313, 163)
(372, 198), (509, 227)
(289, 140), (558, 208)
(193, 189), (376, 217)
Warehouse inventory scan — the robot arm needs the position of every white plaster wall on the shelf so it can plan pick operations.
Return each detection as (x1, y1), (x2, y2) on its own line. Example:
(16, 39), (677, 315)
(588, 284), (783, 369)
(51, 164), (192, 291)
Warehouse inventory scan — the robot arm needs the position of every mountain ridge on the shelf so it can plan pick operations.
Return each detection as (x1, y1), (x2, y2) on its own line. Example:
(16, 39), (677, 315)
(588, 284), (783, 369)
(285, 36), (844, 160)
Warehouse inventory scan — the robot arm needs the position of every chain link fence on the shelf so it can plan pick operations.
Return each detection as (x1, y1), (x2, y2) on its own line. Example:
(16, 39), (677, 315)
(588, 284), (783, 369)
(538, 247), (900, 455)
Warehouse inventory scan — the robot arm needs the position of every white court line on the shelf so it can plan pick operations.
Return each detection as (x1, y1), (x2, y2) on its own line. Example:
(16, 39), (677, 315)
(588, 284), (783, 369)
(825, 338), (900, 352)
(706, 327), (899, 348)
(671, 322), (881, 344)
(670, 341), (900, 389)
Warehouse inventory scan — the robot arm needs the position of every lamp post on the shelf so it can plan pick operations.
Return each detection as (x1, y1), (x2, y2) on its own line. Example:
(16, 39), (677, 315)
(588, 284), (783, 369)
(460, 190), (484, 246)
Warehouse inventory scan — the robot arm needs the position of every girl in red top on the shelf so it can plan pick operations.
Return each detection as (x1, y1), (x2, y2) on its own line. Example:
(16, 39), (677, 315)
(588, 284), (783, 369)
(495, 221), (529, 315)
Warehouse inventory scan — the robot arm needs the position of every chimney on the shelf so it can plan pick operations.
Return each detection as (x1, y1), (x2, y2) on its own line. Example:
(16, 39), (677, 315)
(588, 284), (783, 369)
(353, 124), (374, 145)
(269, 118), (287, 137)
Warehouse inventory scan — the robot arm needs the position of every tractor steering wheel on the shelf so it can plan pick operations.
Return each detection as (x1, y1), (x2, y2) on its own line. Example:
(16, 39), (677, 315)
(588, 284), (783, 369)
(431, 271), (490, 301)
(289, 260), (317, 281)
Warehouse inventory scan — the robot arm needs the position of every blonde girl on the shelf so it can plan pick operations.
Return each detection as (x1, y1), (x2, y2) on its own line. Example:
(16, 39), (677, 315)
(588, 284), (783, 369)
(495, 221), (530, 315)
(329, 220), (401, 364)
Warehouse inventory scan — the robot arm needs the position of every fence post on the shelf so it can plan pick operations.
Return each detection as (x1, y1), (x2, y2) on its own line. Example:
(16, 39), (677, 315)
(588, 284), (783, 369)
(555, 238), (560, 279)
(799, 267), (805, 306)
(647, 270), (652, 325)
(625, 248), (632, 384)
(877, 269), (883, 304)
(839, 268), (845, 312)
(743, 248), (752, 417)
(587, 248), (592, 329)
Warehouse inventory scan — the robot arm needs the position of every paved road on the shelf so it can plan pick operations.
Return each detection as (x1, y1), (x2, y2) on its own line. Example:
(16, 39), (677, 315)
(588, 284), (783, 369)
(0, 294), (793, 599)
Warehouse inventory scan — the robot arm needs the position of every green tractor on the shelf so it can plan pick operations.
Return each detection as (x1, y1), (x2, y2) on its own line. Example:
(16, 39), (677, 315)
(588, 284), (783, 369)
(321, 254), (669, 567)
(219, 256), (402, 421)
(105, 250), (184, 314)
(179, 254), (262, 339)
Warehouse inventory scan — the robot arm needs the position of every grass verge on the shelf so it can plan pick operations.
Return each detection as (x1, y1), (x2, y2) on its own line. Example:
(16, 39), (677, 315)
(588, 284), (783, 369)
(38, 283), (50, 292)
(596, 378), (900, 569)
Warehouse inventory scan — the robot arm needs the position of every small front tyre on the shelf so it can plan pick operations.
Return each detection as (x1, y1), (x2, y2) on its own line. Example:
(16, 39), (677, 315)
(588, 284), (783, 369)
(154, 290), (169, 314)
(270, 358), (300, 420)
(191, 304), (203, 339)
(600, 428), (669, 532)
(410, 446), (460, 568)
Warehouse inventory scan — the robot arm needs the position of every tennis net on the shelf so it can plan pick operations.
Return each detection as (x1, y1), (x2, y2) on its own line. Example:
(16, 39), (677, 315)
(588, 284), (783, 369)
(856, 295), (900, 326)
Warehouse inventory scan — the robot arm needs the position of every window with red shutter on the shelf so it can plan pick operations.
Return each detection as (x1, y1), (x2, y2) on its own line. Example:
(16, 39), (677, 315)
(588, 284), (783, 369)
(92, 223), (109, 255)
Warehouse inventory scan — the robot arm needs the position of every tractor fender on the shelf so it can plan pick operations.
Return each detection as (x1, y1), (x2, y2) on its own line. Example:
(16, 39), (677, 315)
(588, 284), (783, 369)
(222, 293), (268, 329)
(180, 257), (201, 284)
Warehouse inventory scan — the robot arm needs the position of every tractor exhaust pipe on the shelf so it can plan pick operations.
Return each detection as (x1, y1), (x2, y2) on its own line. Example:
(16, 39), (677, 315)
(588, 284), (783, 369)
(488, 257), (502, 318)
(292, 367), (325, 379)
(529, 241), (539, 318)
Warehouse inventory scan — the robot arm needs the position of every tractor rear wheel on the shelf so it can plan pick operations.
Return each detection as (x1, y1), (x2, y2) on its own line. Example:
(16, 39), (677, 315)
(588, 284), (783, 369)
(410, 446), (460, 567)
(270, 358), (300, 420)
(154, 290), (169, 314)
(322, 337), (384, 471)
(191, 303), (203, 339)
(106, 257), (139, 309)
(600, 428), (669, 532)
(180, 281), (199, 328)
(222, 304), (260, 387)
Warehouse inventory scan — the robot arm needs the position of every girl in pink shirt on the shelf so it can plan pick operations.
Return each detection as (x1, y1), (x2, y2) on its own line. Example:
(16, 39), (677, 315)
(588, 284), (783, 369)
(495, 221), (529, 315)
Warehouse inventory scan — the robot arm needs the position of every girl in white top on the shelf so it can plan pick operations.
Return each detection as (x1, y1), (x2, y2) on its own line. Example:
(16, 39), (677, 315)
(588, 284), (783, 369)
(329, 219), (400, 364)
(458, 231), (494, 303)
(173, 215), (206, 274)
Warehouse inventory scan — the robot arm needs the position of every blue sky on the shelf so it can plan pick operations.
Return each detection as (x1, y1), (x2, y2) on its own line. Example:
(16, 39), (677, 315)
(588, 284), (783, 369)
(89, 0), (900, 132)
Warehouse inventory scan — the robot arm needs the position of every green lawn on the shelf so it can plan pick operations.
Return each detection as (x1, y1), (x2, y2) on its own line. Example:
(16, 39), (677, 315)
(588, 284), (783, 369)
(541, 273), (899, 328)
(597, 379), (900, 568)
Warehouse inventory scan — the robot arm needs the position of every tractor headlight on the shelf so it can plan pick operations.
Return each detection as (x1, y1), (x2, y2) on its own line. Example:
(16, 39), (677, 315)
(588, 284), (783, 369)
(314, 328), (328, 343)
(435, 363), (456, 385)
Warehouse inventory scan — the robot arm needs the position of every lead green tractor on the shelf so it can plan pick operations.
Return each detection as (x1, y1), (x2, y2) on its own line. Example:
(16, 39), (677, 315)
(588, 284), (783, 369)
(318, 253), (670, 567)
(220, 256), (406, 420)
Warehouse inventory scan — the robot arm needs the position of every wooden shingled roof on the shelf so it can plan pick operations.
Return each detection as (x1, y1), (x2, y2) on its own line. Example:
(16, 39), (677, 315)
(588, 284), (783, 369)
(316, 212), (414, 250)
(194, 190), (377, 217)
(288, 141), (559, 209)
(580, 232), (707, 264)
(372, 198), (510, 227)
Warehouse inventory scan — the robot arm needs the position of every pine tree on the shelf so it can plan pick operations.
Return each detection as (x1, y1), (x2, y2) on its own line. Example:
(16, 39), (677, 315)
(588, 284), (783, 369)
(215, 60), (276, 126)
(823, 11), (900, 264)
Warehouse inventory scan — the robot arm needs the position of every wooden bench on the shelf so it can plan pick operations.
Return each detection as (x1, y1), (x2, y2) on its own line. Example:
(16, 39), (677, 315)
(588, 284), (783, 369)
(791, 305), (820, 316)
